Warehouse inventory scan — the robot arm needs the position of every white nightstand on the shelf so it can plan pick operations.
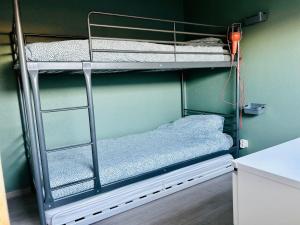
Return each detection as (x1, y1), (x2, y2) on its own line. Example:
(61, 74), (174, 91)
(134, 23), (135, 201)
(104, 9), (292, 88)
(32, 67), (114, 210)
(233, 138), (300, 225)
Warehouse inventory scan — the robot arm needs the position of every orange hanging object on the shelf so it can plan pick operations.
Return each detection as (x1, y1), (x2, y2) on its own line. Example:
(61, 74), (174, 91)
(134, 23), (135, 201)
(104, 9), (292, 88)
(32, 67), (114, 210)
(229, 31), (242, 61)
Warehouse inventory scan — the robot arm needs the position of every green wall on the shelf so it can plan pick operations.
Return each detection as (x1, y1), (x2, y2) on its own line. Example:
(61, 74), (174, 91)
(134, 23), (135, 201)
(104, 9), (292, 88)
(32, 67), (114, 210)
(0, 0), (184, 192)
(184, 0), (300, 156)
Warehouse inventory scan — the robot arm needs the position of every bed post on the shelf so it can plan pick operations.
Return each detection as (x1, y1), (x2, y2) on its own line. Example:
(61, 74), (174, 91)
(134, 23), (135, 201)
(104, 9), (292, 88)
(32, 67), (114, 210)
(83, 62), (102, 193)
(235, 42), (241, 158)
(16, 76), (30, 159)
(28, 66), (54, 205)
(13, 0), (47, 224)
(181, 72), (187, 118)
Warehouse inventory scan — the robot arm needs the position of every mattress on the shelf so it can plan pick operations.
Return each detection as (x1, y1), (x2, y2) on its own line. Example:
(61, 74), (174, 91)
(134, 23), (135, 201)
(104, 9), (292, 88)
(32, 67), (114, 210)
(47, 115), (233, 199)
(25, 38), (231, 63)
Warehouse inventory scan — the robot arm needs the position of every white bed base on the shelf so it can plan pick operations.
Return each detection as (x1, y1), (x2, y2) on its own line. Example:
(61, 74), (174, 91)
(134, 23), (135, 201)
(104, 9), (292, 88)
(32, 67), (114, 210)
(45, 154), (233, 225)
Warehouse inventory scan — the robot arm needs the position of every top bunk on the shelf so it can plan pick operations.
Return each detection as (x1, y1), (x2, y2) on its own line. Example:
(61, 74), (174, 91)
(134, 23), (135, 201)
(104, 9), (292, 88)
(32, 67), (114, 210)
(12, 11), (241, 73)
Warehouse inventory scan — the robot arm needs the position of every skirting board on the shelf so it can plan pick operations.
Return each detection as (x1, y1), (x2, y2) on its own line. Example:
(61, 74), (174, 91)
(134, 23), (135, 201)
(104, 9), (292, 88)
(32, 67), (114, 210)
(6, 187), (31, 199)
(46, 154), (234, 225)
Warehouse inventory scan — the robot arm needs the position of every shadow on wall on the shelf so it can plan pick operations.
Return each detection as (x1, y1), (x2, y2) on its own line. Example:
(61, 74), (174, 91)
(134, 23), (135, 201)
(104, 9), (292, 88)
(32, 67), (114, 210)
(0, 33), (30, 192)
(1, 135), (31, 191)
(2, 135), (26, 173)
(39, 71), (180, 89)
(0, 0), (184, 35)
(0, 34), (16, 93)
(0, 36), (11, 57)
(186, 68), (236, 115)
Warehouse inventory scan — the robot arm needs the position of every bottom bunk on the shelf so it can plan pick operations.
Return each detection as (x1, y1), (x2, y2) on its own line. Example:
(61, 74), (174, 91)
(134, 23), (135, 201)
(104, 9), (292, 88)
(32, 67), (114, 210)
(45, 154), (233, 225)
(47, 115), (233, 200)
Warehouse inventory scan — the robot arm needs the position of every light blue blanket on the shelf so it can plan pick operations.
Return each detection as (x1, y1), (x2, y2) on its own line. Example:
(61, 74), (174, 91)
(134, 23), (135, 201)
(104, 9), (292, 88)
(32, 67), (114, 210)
(48, 115), (233, 199)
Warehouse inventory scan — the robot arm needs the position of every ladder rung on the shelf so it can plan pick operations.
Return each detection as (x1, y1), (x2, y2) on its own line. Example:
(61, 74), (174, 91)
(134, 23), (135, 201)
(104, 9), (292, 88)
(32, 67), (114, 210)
(51, 177), (96, 192)
(41, 106), (89, 113)
(46, 142), (93, 153)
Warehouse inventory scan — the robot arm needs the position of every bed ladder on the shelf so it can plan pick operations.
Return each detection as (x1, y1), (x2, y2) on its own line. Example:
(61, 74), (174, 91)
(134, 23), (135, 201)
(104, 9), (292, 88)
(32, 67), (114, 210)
(27, 62), (101, 208)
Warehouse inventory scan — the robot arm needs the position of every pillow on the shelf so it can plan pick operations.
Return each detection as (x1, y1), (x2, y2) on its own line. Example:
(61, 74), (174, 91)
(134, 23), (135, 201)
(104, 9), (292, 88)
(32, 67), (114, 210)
(186, 37), (224, 47)
(158, 115), (225, 137)
(172, 115), (224, 133)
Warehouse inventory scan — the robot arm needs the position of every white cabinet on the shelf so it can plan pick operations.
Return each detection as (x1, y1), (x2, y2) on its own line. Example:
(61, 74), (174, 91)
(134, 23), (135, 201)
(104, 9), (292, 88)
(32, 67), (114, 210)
(233, 138), (300, 225)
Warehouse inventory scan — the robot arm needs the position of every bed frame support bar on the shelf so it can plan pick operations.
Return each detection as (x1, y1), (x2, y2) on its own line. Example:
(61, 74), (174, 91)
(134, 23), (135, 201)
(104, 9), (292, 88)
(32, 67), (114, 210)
(41, 105), (89, 114)
(13, 0), (47, 224)
(181, 72), (187, 117)
(46, 142), (93, 153)
(51, 177), (96, 192)
(235, 42), (241, 158)
(83, 62), (102, 193)
(16, 75), (31, 159)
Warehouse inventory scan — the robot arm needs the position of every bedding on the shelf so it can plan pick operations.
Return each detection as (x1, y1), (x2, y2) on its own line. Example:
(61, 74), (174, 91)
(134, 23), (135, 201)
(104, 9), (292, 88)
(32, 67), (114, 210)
(25, 39), (231, 63)
(185, 37), (224, 46)
(47, 115), (233, 199)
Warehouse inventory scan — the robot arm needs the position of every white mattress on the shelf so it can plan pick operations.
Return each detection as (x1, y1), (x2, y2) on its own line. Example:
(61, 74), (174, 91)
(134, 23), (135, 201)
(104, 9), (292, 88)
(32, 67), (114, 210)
(47, 115), (233, 199)
(25, 39), (231, 62)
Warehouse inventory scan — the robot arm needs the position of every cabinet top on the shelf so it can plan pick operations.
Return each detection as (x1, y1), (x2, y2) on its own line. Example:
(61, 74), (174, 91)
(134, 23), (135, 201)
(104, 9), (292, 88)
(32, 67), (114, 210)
(234, 138), (300, 189)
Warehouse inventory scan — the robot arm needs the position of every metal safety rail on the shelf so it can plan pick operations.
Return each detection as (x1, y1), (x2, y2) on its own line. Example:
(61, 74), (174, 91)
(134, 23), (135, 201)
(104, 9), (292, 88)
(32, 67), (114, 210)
(11, 10), (235, 72)
(87, 11), (231, 62)
(12, 0), (241, 224)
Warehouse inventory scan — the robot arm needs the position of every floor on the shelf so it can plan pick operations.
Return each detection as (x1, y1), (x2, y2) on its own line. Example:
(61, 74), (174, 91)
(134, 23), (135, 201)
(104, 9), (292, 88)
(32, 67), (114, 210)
(8, 173), (233, 225)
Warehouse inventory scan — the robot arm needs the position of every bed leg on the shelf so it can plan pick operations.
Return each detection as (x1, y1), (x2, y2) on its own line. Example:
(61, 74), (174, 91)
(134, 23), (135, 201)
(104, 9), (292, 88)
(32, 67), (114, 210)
(235, 42), (241, 158)
(16, 74), (30, 162)
(13, 0), (47, 223)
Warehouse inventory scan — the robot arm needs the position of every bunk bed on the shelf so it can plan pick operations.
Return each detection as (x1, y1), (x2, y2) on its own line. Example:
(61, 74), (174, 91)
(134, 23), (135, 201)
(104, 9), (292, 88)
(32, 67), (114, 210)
(11, 0), (241, 224)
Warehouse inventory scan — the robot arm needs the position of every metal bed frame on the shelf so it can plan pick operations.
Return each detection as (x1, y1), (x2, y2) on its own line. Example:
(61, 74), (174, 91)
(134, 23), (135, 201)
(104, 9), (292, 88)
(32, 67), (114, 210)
(12, 0), (241, 224)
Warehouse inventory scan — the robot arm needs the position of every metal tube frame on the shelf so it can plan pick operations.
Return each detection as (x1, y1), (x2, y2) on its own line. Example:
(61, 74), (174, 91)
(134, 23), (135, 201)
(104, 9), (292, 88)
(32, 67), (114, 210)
(82, 62), (102, 193)
(17, 75), (30, 159)
(12, 2), (241, 224)
(13, 0), (47, 224)
(90, 36), (228, 46)
(235, 42), (241, 158)
(89, 23), (226, 37)
(181, 72), (187, 118)
(28, 67), (54, 206)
